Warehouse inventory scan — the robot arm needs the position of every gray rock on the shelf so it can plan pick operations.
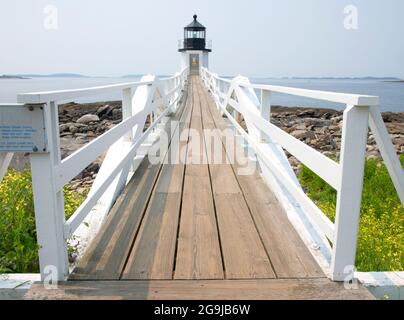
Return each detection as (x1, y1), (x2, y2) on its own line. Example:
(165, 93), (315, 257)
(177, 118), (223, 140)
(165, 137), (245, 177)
(290, 130), (307, 140)
(331, 116), (343, 124)
(294, 123), (307, 130)
(77, 114), (100, 124)
(69, 125), (78, 134)
(59, 123), (73, 132)
(112, 109), (121, 120)
(97, 105), (110, 115)
(329, 125), (340, 132)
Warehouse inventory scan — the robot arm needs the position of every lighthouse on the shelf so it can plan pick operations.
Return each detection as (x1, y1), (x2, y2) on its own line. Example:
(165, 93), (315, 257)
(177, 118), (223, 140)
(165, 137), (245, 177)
(179, 15), (211, 75)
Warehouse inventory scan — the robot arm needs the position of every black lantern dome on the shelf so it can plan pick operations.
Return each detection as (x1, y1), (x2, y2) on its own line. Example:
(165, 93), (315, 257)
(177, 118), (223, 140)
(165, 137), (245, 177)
(179, 15), (211, 52)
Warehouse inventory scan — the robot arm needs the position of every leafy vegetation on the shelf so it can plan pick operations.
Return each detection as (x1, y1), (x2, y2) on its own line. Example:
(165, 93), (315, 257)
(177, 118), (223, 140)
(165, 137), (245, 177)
(0, 167), (87, 273)
(298, 155), (404, 272)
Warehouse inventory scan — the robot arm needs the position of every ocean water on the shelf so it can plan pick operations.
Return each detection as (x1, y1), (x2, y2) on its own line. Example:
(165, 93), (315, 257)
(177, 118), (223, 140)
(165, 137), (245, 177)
(253, 78), (404, 112)
(0, 77), (141, 104)
(0, 77), (403, 112)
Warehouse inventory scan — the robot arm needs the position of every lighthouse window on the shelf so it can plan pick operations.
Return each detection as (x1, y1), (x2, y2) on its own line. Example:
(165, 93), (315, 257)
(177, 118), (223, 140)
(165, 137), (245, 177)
(186, 31), (205, 39)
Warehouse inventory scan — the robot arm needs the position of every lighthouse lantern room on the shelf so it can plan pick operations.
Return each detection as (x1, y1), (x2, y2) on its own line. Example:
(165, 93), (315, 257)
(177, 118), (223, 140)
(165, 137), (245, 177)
(179, 15), (211, 75)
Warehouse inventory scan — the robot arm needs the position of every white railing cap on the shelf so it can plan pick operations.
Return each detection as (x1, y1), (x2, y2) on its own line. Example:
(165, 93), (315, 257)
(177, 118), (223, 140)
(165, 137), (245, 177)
(17, 81), (152, 104)
(242, 83), (380, 106)
(203, 68), (379, 106)
(16, 69), (188, 104)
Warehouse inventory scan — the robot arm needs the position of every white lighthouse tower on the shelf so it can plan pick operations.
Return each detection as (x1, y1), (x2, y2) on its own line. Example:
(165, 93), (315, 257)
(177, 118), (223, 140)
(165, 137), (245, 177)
(179, 15), (211, 75)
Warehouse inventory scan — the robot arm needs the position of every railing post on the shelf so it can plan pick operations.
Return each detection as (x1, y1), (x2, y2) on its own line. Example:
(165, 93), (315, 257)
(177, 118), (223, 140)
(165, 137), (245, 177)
(260, 90), (271, 143)
(122, 88), (133, 142)
(30, 101), (69, 281)
(331, 105), (369, 281)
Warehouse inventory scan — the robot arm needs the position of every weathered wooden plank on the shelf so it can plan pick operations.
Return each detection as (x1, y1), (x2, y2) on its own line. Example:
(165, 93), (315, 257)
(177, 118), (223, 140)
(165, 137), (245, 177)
(154, 164), (184, 194)
(174, 77), (224, 280)
(209, 165), (241, 195)
(197, 79), (276, 279)
(26, 279), (375, 300)
(174, 168), (224, 280)
(200, 77), (324, 279)
(69, 158), (161, 280)
(121, 192), (182, 279)
(121, 84), (193, 280)
(237, 173), (324, 278)
(214, 194), (277, 279)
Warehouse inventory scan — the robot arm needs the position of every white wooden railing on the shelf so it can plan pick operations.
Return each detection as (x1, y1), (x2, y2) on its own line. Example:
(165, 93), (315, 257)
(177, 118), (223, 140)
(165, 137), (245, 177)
(1, 69), (187, 280)
(201, 67), (404, 281)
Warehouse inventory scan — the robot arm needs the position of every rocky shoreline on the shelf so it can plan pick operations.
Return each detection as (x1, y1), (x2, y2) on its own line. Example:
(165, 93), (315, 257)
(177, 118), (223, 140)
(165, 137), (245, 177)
(269, 106), (404, 172)
(57, 101), (123, 193)
(9, 101), (403, 191)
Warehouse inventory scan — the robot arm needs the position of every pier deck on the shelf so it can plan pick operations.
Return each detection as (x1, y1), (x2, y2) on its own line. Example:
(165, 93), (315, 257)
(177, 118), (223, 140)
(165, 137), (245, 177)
(26, 77), (374, 300)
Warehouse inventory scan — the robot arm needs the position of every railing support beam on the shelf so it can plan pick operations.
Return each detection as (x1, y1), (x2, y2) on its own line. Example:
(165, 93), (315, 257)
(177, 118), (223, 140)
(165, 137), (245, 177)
(369, 106), (404, 206)
(331, 105), (369, 281)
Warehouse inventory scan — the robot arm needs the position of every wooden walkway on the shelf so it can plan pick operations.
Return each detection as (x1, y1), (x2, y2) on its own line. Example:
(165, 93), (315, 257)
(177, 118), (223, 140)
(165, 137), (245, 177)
(27, 77), (374, 300)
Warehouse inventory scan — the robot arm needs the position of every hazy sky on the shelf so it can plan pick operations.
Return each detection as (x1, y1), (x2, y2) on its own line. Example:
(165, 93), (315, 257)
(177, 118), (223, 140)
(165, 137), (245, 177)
(0, 0), (403, 78)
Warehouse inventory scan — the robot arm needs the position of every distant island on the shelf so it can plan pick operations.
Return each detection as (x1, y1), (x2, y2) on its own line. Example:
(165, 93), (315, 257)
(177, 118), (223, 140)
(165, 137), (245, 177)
(384, 79), (404, 83)
(3, 73), (402, 82)
(279, 76), (402, 81)
(1, 73), (160, 79)
(0, 75), (30, 79)
(1, 73), (91, 79)
(15, 73), (90, 78)
(121, 74), (143, 78)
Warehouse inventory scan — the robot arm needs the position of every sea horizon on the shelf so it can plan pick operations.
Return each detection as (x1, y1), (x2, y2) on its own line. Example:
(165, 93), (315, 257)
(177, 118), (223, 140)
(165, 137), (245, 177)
(1, 75), (403, 112)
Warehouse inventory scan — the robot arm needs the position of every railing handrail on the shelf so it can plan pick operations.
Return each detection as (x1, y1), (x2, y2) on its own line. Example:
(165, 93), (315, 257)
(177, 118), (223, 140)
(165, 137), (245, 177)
(208, 72), (379, 106)
(17, 72), (186, 104)
(201, 67), (403, 282)
(59, 69), (187, 230)
(17, 80), (152, 104)
(5, 68), (188, 281)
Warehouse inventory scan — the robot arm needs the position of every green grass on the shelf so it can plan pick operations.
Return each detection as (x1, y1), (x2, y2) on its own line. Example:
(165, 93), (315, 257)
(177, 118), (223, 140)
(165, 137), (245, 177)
(298, 155), (404, 272)
(0, 167), (87, 273)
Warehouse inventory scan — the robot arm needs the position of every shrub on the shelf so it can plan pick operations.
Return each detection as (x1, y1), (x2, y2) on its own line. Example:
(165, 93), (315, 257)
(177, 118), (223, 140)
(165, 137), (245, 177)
(0, 167), (87, 273)
(298, 155), (404, 272)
